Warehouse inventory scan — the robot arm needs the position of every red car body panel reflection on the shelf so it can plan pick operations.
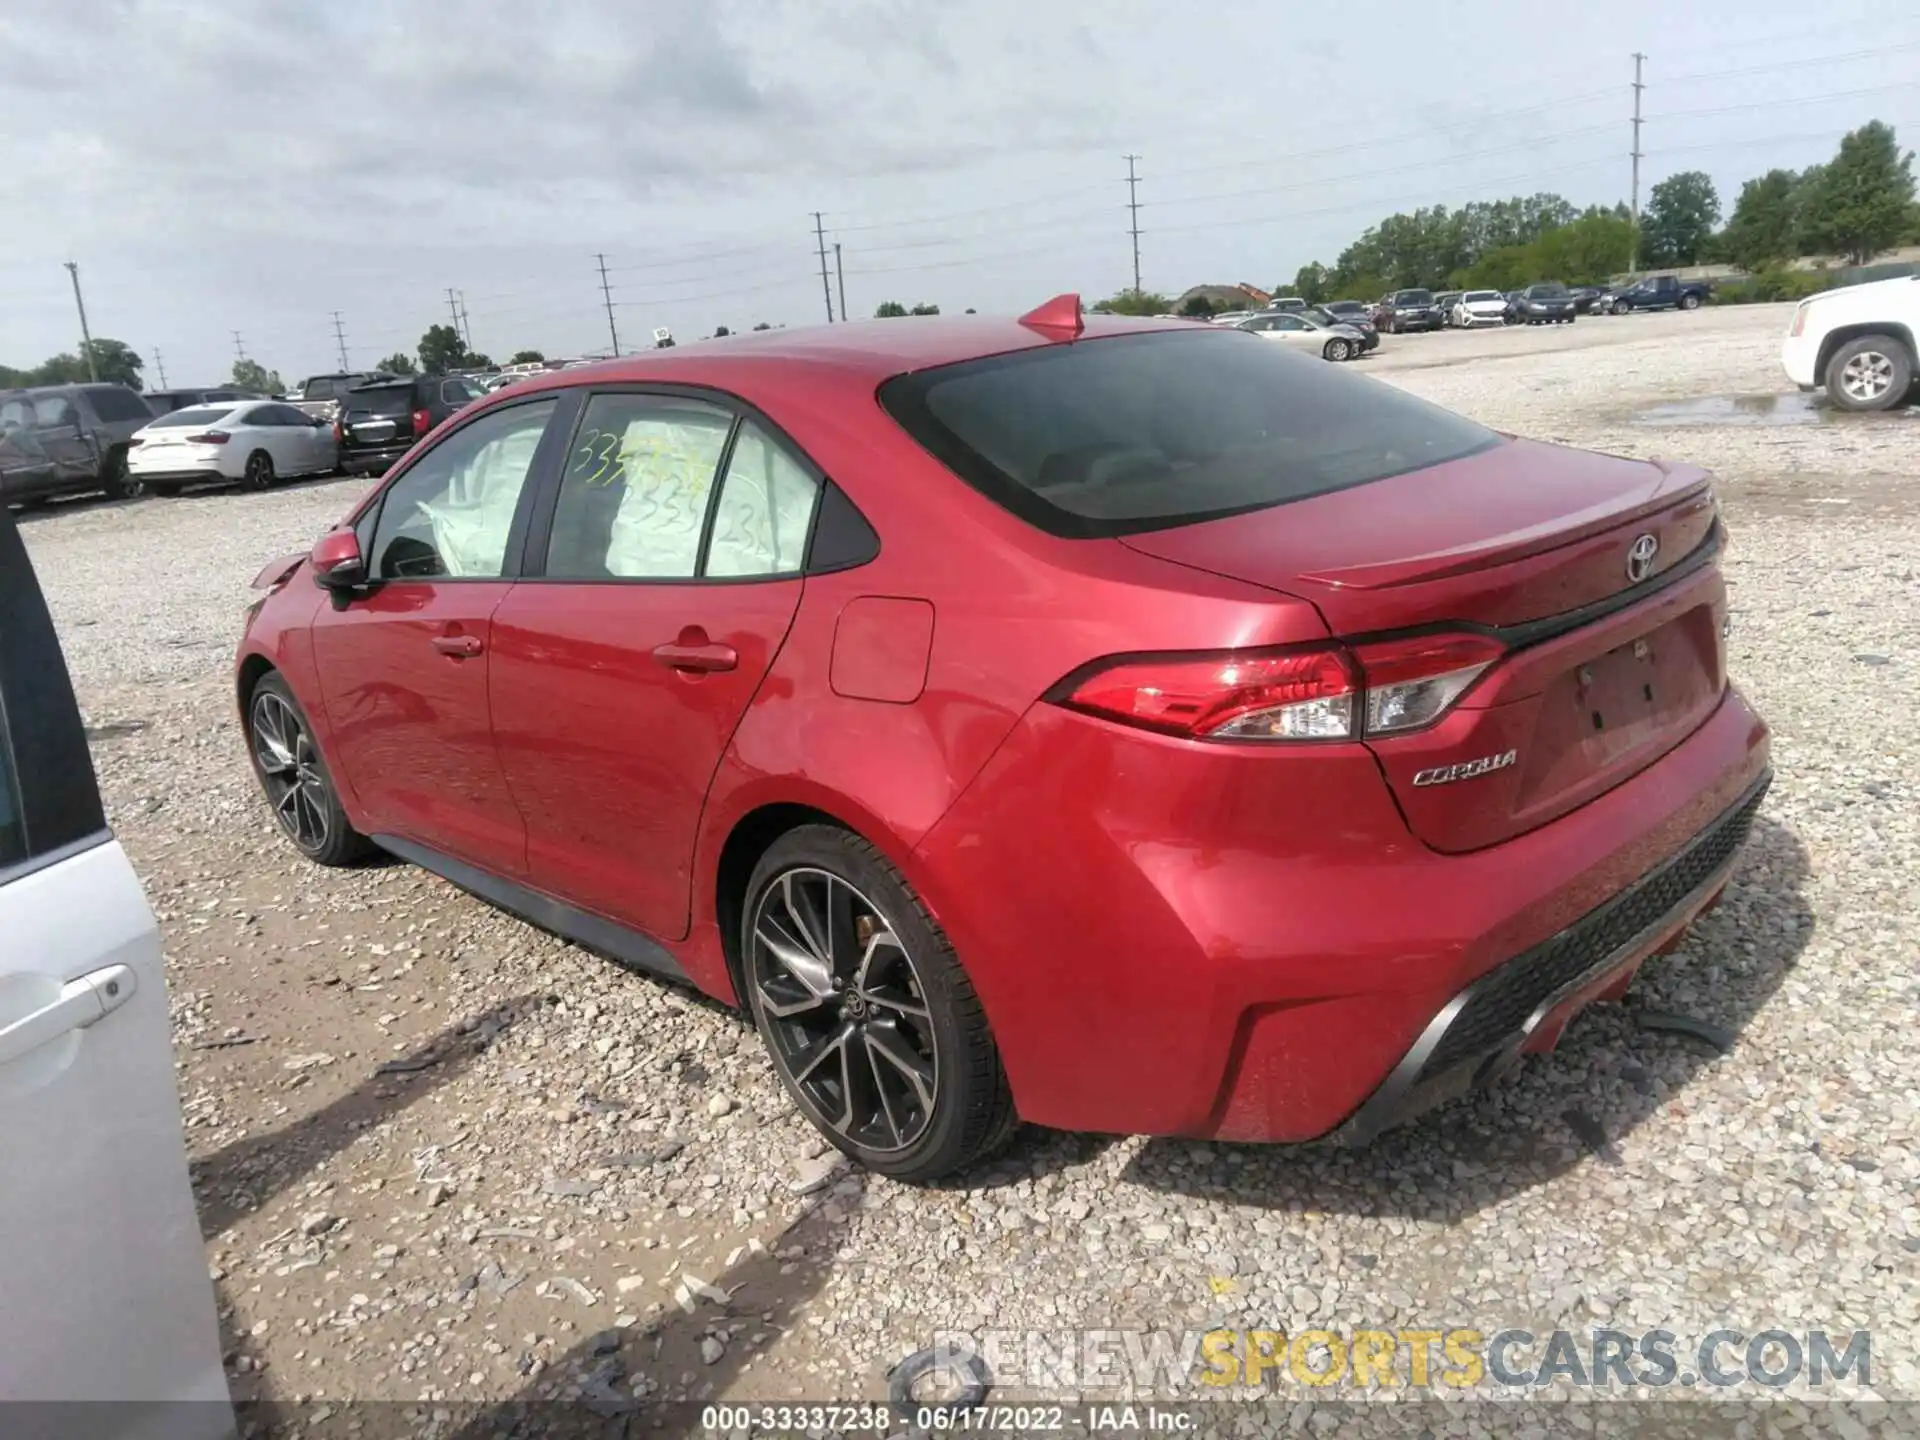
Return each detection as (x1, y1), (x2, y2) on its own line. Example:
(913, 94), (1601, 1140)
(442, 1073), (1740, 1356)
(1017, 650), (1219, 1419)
(237, 313), (1770, 1146)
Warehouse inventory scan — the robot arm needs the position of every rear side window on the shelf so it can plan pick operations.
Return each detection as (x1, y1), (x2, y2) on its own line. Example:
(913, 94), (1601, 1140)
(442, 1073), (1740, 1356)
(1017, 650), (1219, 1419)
(545, 395), (733, 580)
(879, 329), (1499, 538)
(707, 421), (819, 577)
(85, 387), (154, 422)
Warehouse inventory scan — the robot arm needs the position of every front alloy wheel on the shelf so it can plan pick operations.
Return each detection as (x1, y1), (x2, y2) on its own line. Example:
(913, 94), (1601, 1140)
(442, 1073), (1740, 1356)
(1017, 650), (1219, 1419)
(743, 826), (1015, 1180)
(246, 675), (374, 866)
(1826, 334), (1913, 412)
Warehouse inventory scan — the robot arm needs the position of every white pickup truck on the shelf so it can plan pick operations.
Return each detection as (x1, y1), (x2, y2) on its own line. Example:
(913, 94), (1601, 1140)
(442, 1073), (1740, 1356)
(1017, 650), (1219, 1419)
(1781, 275), (1918, 411)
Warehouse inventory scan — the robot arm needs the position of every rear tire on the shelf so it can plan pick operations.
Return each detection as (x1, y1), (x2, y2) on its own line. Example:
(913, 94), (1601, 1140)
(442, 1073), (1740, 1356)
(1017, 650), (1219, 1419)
(1824, 334), (1914, 412)
(242, 451), (276, 491)
(245, 673), (375, 867)
(1679, 292), (1702, 311)
(101, 447), (143, 500)
(741, 824), (1016, 1182)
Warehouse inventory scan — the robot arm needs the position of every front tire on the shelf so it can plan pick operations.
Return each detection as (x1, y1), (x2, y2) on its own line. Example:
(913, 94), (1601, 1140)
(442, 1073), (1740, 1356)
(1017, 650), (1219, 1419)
(741, 825), (1016, 1181)
(1611, 300), (1630, 316)
(246, 673), (375, 866)
(1825, 335), (1913, 412)
(1324, 338), (1352, 361)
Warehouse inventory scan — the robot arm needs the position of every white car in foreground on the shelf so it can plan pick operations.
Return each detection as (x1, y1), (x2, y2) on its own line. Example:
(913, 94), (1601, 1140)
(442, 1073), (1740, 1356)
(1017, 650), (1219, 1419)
(129, 400), (338, 495)
(1453, 290), (1510, 328)
(1781, 275), (1919, 412)
(0, 508), (230, 1430)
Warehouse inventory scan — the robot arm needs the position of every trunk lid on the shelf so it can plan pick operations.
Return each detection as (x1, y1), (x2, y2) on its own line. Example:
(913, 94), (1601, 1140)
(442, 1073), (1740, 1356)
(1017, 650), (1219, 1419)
(1120, 438), (1728, 850)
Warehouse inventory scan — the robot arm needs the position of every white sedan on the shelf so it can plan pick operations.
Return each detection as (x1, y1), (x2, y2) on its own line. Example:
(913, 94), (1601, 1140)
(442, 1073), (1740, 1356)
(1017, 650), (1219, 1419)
(128, 400), (338, 496)
(1237, 311), (1368, 361)
(1453, 290), (1510, 327)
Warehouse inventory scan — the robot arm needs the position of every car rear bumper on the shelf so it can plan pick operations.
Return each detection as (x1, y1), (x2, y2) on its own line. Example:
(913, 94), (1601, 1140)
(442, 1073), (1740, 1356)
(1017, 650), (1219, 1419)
(913, 683), (1770, 1143)
(125, 465), (230, 487)
(340, 445), (410, 474)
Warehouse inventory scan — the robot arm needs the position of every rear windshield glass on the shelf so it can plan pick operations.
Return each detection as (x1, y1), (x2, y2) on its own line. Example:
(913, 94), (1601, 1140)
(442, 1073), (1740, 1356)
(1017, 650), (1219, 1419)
(147, 406), (233, 428)
(879, 329), (1500, 538)
(348, 387), (413, 417)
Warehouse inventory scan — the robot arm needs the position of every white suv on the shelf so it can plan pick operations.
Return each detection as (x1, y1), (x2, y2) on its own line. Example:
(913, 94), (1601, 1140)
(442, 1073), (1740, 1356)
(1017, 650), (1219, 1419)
(1781, 275), (1919, 412)
(0, 508), (230, 1427)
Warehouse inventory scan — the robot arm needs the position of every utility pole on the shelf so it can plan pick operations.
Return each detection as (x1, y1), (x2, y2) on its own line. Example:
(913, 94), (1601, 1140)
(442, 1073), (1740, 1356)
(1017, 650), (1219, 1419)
(152, 348), (168, 388)
(232, 330), (247, 362)
(1629, 52), (1646, 275)
(813, 213), (834, 322)
(331, 312), (349, 371)
(456, 292), (473, 351)
(446, 286), (463, 337)
(1124, 155), (1143, 295)
(834, 242), (848, 324)
(595, 253), (621, 356)
(63, 261), (98, 382)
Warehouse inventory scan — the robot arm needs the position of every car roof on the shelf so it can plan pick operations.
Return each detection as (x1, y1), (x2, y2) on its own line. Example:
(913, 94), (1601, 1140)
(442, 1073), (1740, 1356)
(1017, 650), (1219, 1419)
(493, 313), (1194, 400)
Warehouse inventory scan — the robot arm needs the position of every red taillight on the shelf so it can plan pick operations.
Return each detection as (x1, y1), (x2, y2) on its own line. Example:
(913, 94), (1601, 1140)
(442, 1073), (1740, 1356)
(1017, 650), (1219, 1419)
(186, 431), (230, 445)
(1059, 632), (1502, 742)
(332, 419), (344, 443)
(412, 408), (432, 436)
(1348, 632), (1504, 735)
(1062, 646), (1359, 740)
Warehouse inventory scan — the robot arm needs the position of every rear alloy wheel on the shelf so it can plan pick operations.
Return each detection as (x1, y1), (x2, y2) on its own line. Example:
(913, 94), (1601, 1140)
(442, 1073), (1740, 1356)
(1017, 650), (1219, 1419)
(743, 826), (1015, 1181)
(1825, 335), (1913, 412)
(102, 448), (144, 500)
(1679, 292), (1702, 310)
(243, 450), (276, 491)
(1324, 338), (1352, 362)
(247, 674), (374, 866)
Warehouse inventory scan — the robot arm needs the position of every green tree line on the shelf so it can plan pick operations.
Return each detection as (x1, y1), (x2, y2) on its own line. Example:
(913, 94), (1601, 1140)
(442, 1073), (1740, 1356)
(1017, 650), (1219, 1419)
(1280, 121), (1915, 302)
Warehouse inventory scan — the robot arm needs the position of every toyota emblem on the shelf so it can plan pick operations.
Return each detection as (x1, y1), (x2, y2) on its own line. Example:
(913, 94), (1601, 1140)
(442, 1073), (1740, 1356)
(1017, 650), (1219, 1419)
(1626, 533), (1659, 583)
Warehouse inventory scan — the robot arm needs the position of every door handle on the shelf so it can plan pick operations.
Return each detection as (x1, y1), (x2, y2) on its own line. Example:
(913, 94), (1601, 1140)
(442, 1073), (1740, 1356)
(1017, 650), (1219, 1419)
(652, 641), (738, 673)
(432, 634), (483, 658)
(0, 965), (136, 1068)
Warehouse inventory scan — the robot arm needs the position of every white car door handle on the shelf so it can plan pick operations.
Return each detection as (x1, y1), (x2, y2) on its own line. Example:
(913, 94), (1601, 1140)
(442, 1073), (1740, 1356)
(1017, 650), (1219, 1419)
(0, 965), (136, 1068)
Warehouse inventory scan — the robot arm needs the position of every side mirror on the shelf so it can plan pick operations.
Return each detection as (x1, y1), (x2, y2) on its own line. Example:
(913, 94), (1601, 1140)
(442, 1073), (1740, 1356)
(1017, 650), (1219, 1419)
(310, 529), (367, 592)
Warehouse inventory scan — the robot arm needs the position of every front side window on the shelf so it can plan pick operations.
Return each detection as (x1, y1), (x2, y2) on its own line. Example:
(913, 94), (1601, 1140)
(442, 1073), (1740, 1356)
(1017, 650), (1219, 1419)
(84, 387), (151, 422)
(545, 395), (732, 580)
(881, 329), (1500, 538)
(707, 421), (819, 577)
(368, 399), (555, 580)
(442, 380), (474, 404)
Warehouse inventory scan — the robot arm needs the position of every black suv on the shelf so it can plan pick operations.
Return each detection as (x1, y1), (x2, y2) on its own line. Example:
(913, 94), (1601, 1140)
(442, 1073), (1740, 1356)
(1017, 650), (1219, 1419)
(1513, 283), (1578, 324)
(1375, 289), (1444, 333)
(335, 375), (482, 476)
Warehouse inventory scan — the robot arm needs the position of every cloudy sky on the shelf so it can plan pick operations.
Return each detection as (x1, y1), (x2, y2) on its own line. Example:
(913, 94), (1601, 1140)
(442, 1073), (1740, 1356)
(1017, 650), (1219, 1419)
(2, 0), (1914, 385)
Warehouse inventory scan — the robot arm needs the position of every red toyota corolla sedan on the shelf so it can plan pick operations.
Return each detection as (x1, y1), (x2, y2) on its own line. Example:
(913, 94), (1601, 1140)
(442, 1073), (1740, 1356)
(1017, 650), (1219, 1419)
(235, 298), (1770, 1180)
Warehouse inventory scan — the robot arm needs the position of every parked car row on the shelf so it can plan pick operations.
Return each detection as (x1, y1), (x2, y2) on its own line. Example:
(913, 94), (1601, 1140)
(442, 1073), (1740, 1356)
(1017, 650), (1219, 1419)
(2, 372), (484, 508)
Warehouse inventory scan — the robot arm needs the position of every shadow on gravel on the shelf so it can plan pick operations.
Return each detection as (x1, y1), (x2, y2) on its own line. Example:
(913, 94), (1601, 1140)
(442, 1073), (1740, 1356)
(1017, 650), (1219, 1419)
(190, 992), (540, 1237)
(1122, 814), (1812, 1220)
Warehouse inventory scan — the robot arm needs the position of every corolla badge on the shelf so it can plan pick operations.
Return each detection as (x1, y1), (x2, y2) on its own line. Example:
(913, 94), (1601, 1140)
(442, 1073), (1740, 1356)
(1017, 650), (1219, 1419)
(1626, 533), (1660, 583)
(1412, 750), (1518, 787)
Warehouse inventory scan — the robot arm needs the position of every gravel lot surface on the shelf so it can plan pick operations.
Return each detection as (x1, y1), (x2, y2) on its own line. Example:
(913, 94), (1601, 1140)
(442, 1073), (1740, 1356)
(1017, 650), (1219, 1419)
(16, 303), (1919, 1428)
